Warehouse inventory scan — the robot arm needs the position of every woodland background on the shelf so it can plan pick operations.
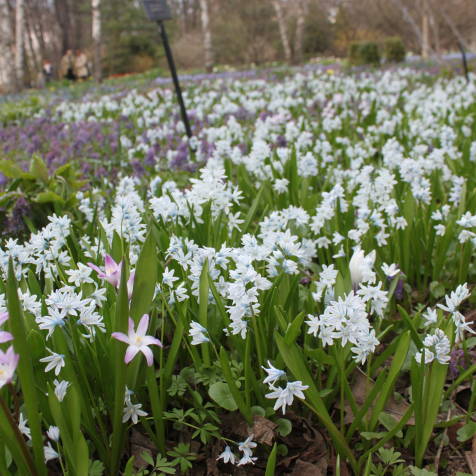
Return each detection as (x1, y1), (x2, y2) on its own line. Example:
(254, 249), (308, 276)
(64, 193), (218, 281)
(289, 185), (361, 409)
(0, 0), (476, 93)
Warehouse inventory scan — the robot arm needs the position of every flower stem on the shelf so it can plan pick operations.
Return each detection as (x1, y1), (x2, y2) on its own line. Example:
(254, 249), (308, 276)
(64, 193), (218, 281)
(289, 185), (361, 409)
(0, 396), (38, 476)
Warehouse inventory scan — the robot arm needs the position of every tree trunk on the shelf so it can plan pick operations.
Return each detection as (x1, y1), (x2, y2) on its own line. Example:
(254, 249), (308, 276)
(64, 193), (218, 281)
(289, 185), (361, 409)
(54, 0), (72, 53)
(92, 0), (102, 80)
(24, 7), (41, 86)
(429, 8), (440, 55)
(15, 0), (25, 89)
(199, 0), (213, 72)
(272, 0), (292, 64)
(421, 0), (430, 58)
(294, 0), (307, 64)
(0, 0), (16, 93)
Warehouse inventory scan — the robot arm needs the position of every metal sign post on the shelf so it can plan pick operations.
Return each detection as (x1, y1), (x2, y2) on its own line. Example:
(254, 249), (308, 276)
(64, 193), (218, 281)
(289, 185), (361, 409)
(141, 0), (192, 139)
(458, 42), (469, 83)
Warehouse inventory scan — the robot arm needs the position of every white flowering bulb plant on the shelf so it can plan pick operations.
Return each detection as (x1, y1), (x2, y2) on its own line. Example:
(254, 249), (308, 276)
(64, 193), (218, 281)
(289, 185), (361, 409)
(0, 68), (476, 475)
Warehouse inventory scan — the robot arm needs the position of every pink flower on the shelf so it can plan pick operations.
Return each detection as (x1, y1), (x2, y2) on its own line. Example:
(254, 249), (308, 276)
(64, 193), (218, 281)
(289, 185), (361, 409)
(88, 255), (135, 299)
(88, 255), (122, 288)
(0, 346), (19, 388)
(112, 314), (162, 366)
(0, 311), (13, 344)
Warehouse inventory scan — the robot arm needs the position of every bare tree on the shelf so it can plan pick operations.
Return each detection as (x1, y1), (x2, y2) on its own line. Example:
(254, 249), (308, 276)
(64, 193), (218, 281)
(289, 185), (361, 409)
(294, 0), (308, 63)
(92, 0), (102, 80)
(421, 0), (431, 58)
(15, 0), (25, 89)
(0, 0), (16, 92)
(199, 0), (213, 72)
(272, 0), (292, 63)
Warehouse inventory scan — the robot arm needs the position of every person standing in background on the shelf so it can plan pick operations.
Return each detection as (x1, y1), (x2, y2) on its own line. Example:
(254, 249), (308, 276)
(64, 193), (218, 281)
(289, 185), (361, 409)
(73, 49), (89, 81)
(59, 50), (75, 80)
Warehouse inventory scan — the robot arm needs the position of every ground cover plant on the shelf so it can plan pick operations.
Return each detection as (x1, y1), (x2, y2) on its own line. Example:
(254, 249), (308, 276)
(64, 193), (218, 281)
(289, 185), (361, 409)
(0, 68), (476, 475)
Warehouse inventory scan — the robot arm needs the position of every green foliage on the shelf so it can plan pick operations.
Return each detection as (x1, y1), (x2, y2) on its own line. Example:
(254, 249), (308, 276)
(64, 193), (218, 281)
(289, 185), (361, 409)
(0, 96), (43, 127)
(211, 0), (280, 65)
(349, 41), (381, 66)
(0, 155), (82, 235)
(383, 37), (406, 63)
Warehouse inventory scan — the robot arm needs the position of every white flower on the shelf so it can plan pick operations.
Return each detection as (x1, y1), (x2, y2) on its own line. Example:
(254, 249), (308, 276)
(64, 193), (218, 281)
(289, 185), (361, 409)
(66, 263), (94, 287)
(36, 308), (67, 339)
(349, 248), (375, 287)
(437, 283), (470, 314)
(357, 283), (389, 317)
(422, 308), (438, 326)
(123, 400), (147, 424)
(273, 178), (289, 194)
(39, 348), (65, 376)
(44, 442), (59, 462)
(381, 263), (400, 278)
(237, 453), (257, 466)
(189, 321), (209, 345)
(261, 361), (286, 386)
(47, 426), (60, 442)
(238, 435), (257, 457)
(162, 267), (179, 287)
(415, 329), (451, 365)
(217, 446), (236, 465)
(53, 379), (70, 402)
(18, 413), (31, 440)
(265, 380), (309, 414)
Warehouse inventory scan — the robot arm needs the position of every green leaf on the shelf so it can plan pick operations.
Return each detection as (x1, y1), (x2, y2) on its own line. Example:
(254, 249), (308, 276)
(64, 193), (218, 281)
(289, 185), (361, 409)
(369, 331), (410, 430)
(123, 456), (135, 476)
(75, 435), (89, 476)
(284, 312), (305, 345)
(361, 431), (385, 440)
(140, 451), (155, 466)
(265, 443), (278, 476)
(6, 260), (47, 475)
(429, 281), (445, 299)
(130, 232), (158, 320)
(276, 418), (292, 437)
(29, 154), (49, 183)
(242, 184), (264, 234)
(208, 382), (238, 411)
(110, 261), (130, 474)
(88, 460), (105, 476)
(409, 467), (437, 476)
(219, 347), (252, 423)
(456, 421), (476, 442)
(275, 333), (357, 471)
(378, 413), (403, 438)
(34, 191), (65, 205)
(199, 260), (210, 366)
(377, 447), (404, 465)
(0, 160), (29, 179)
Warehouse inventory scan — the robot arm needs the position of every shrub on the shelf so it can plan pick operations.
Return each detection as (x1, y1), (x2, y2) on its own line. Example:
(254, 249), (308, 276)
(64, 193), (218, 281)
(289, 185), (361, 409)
(383, 37), (406, 63)
(348, 41), (380, 66)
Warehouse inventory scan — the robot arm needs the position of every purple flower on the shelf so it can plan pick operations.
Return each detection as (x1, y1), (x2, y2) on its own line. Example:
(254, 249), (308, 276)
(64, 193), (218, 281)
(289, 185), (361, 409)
(0, 346), (19, 388)
(0, 312), (13, 343)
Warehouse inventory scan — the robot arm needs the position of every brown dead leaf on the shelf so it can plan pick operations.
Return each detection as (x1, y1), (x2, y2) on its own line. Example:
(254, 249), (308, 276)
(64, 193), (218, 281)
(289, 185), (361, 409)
(464, 435), (476, 476)
(130, 429), (156, 470)
(251, 416), (277, 446)
(342, 371), (415, 425)
(291, 459), (326, 476)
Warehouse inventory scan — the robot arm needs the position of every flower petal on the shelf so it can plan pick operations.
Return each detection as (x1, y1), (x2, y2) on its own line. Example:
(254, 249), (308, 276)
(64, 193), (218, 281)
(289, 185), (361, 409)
(141, 346), (154, 366)
(124, 346), (139, 364)
(137, 314), (149, 337)
(0, 331), (13, 343)
(111, 332), (129, 344)
(105, 255), (119, 275)
(142, 336), (162, 347)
